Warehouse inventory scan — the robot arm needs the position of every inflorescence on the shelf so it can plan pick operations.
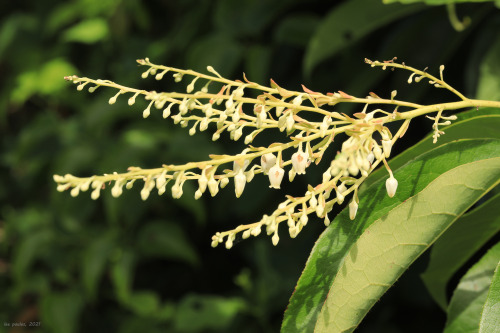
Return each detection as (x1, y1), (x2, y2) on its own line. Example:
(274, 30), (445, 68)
(55, 57), (486, 249)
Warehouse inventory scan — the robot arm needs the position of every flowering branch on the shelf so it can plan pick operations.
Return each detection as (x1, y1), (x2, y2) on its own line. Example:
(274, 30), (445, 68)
(54, 57), (500, 248)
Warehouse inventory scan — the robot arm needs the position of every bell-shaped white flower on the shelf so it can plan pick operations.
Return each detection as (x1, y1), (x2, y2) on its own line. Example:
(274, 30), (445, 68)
(386, 175), (398, 198)
(268, 164), (284, 189)
(291, 148), (308, 175)
(260, 153), (276, 175)
(234, 169), (246, 198)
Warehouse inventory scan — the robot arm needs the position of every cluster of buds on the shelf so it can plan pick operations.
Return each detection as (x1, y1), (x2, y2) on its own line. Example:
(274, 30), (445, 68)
(55, 58), (465, 249)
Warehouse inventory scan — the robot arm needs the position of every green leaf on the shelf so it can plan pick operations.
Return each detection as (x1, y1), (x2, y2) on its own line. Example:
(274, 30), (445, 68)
(282, 139), (500, 333)
(186, 33), (242, 77)
(82, 231), (115, 300)
(444, 242), (500, 333)
(136, 221), (199, 266)
(174, 294), (246, 332)
(63, 18), (109, 44)
(363, 111), (500, 190)
(111, 249), (136, 303)
(304, 0), (423, 75)
(480, 260), (500, 333)
(315, 157), (500, 333)
(12, 229), (53, 281)
(125, 291), (160, 317)
(273, 13), (319, 47)
(41, 291), (84, 333)
(477, 34), (500, 101)
(12, 58), (78, 103)
(421, 192), (500, 309)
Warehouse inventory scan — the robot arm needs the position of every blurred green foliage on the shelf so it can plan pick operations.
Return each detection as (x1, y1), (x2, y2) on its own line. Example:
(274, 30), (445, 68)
(0, 0), (499, 332)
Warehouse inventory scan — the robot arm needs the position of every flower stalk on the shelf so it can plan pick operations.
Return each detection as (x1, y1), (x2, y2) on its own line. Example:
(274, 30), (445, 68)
(55, 57), (500, 248)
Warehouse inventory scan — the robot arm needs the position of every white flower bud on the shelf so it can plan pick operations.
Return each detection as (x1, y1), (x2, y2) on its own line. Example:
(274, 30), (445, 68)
(289, 168), (296, 182)
(367, 152), (375, 164)
(200, 118), (209, 131)
(194, 189), (203, 200)
(70, 186), (80, 197)
(91, 188), (101, 200)
(246, 169), (255, 182)
(349, 199), (358, 220)
(242, 229), (251, 239)
(170, 182), (183, 199)
(286, 114), (295, 132)
(292, 94), (303, 105)
(291, 149), (308, 175)
(309, 194), (318, 209)
(300, 213), (308, 226)
(198, 172), (208, 193)
(212, 132), (220, 141)
(373, 144), (383, 161)
(324, 214), (330, 227)
(189, 125), (196, 136)
(234, 170), (246, 198)
(220, 177), (229, 188)
(336, 183), (346, 204)
(244, 134), (253, 144)
(278, 115), (287, 132)
(260, 153), (276, 175)
(233, 126), (243, 141)
(207, 176), (218, 194)
(348, 160), (359, 176)
(316, 203), (324, 218)
(272, 233), (279, 246)
(250, 226), (261, 237)
(268, 164), (284, 189)
(276, 106), (285, 117)
(319, 116), (331, 137)
(111, 181), (124, 198)
(382, 139), (392, 158)
(386, 175), (398, 198)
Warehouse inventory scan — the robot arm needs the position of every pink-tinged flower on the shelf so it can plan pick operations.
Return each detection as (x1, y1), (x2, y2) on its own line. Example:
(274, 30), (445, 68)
(291, 149), (308, 175)
(268, 164), (285, 189)
(386, 175), (398, 198)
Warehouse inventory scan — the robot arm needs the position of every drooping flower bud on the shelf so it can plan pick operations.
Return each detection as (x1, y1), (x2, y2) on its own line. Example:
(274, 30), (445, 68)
(234, 169), (246, 198)
(373, 143), (383, 161)
(386, 175), (398, 198)
(382, 139), (392, 158)
(208, 176), (219, 197)
(272, 232), (279, 246)
(336, 183), (346, 204)
(268, 164), (285, 189)
(198, 171), (208, 194)
(349, 199), (358, 220)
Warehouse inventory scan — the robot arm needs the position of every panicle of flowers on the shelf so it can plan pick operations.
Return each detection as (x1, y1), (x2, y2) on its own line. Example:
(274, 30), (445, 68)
(57, 57), (471, 249)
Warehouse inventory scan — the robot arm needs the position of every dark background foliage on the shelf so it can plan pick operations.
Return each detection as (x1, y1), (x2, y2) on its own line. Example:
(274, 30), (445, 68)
(1, 0), (499, 332)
